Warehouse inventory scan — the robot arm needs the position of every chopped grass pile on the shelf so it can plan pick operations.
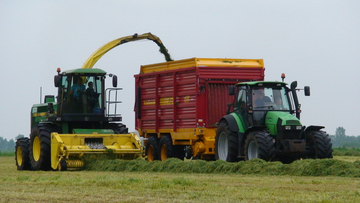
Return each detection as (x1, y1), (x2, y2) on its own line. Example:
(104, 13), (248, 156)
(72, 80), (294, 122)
(84, 158), (360, 177)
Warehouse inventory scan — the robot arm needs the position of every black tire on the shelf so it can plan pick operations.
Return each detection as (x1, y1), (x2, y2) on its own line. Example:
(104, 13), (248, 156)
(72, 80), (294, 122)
(244, 131), (275, 161)
(15, 137), (31, 170)
(146, 136), (159, 162)
(215, 121), (239, 162)
(159, 135), (175, 161)
(29, 123), (57, 171)
(107, 123), (128, 134)
(306, 131), (333, 159)
(58, 159), (67, 171)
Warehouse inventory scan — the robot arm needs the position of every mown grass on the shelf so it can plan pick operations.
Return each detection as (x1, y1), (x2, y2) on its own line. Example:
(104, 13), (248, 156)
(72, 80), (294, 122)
(2, 156), (360, 202)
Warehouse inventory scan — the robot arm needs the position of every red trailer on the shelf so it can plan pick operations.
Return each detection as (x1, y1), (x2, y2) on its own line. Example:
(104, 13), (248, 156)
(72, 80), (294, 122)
(134, 58), (265, 161)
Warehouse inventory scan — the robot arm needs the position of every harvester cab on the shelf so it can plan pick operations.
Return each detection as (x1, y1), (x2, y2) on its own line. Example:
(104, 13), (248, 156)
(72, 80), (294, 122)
(216, 77), (332, 163)
(15, 68), (143, 171)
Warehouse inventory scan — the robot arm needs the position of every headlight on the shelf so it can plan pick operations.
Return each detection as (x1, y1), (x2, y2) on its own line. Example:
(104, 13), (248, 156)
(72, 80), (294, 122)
(296, 126), (302, 130)
(285, 126), (291, 130)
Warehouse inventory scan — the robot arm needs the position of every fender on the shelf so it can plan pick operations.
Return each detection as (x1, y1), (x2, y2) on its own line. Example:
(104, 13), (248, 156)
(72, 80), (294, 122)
(221, 114), (239, 133)
(81, 32), (173, 69)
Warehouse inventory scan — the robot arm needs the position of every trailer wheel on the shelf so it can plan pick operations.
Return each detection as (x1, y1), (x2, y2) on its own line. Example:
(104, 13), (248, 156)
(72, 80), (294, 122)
(306, 131), (333, 159)
(29, 124), (57, 171)
(215, 121), (239, 162)
(15, 137), (31, 170)
(146, 136), (159, 162)
(159, 135), (175, 161)
(245, 132), (275, 161)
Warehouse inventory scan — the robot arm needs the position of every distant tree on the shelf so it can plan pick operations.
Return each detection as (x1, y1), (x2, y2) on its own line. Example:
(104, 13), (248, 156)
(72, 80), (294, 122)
(15, 134), (24, 140)
(335, 127), (346, 146)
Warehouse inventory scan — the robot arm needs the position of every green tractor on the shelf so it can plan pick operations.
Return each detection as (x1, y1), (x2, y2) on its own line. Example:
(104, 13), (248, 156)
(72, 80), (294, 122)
(215, 78), (332, 163)
(15, 68), (143, 171)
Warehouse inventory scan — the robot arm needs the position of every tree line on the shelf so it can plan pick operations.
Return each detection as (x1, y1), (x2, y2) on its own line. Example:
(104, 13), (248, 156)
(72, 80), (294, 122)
(0, 127), (359, 153)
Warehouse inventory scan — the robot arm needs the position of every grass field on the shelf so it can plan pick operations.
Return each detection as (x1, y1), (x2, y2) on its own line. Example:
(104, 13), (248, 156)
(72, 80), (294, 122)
(2, 156), (360, 202)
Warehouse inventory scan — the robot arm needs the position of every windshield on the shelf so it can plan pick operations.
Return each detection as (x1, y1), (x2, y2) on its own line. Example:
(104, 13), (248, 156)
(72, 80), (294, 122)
(60, 75), (103, 114)
(252, 87), (290, 111)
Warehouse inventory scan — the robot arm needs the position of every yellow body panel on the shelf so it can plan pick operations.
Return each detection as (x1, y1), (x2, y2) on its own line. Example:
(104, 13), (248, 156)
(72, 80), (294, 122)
(140, 58), (264, 74)
(51, 132), (143, 170)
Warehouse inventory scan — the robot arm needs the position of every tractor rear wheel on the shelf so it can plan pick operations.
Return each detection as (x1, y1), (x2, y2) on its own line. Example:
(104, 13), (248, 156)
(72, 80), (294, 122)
(306, 131), (333, 159)
(245, 131), (275, 161)
(29, 123), (57, 171)
(146, 136), (159, 162)
(15, 137), (31, 170)
(215, 121), (239, 162)
(159, 135), (175, 161)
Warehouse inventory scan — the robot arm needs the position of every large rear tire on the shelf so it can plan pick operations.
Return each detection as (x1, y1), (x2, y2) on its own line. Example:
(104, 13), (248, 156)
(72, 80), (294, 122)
(215, 121), (239, 162)
(15, 137), (31, 170)
(146, 136), (159, 162)
(306, 131), (333, 159)
(245, 131), (275, 161)
(29, 123), (57, 171)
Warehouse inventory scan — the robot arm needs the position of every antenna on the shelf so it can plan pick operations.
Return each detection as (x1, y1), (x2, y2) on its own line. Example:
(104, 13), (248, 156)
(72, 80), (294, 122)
(40, 87), (42, 103)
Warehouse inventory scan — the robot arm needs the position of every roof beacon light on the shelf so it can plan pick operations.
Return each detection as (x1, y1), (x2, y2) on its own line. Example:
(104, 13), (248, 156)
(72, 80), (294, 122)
(281, 73), (285, 82)
(57, 67), (61, 74)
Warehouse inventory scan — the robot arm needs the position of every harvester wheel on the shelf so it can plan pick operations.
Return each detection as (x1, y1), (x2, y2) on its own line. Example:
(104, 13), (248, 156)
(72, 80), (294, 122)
(146, 136), (159, 162)
(159, 135), (175, 161)
(58, 159), (67, 171)
(29, 123), (57, 171)
(15, 137), (31, 170)
(245, 131), (275, 161)
(107, 123), (128, 134)
(215, 121), (239, 162)
(306, 131), (333, 159)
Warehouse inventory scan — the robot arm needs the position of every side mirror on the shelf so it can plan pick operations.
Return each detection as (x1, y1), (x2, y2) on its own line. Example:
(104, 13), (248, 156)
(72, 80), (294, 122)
(112, 75), (118, 87)
(290, 81), (297, 90)
(304, 86), (310, 96)
(229, 85), (235, 95)
(54, 75), (61, 87)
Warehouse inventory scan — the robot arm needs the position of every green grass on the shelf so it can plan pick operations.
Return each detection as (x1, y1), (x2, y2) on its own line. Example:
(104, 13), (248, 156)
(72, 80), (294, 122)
(2, 156), (360, 202)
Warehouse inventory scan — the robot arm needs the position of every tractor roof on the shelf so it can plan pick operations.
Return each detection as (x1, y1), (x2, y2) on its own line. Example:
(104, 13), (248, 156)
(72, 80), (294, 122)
(236, 81), (288, 87)
(62, 68), (107, 75)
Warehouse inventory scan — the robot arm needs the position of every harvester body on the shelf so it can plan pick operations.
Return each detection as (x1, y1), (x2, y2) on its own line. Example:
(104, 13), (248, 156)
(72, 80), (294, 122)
(16, 68), (143, 171)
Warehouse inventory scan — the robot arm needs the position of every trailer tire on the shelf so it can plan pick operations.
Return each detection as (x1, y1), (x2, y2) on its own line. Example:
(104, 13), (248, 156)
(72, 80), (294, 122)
(159, 135), (176, 161)
(306, 131), (333, 159)
(215, 121), (239, 162)
(146, 136), (159, 162)
(245, 131), (275, 161)
(29, 123), (57, 171)
(15, 137), (31, 170)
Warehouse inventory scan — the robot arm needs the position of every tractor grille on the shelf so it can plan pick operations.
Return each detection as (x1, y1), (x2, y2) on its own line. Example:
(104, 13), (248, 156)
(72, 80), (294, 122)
(286, 120), (301, 125)
(282, 130), (302, 140)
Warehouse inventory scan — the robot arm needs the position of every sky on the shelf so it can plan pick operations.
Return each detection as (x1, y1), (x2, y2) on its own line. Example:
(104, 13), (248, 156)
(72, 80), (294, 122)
(0, 1), (359, 140)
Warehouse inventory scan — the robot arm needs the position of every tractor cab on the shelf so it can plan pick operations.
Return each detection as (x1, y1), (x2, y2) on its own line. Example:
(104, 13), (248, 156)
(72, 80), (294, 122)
(53, 68), (121, 123)
(229, 80), (310, 134)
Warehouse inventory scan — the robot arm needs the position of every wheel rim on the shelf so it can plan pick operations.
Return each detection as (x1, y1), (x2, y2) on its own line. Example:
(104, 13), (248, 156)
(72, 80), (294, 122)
(147, 145), (154, 162)
(247, 141), (258, 160)
(33, 136), (41, 161)
(217, 132), (228, 160)
(16, 146), (23, 166)
(160, 144), (167, 161)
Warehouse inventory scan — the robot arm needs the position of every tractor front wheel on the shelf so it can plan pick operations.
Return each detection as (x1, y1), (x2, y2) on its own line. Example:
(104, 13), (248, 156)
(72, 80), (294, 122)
(15, 137), (31, 170)
(306, 131), (333, 159)
(245, 132), (275, 161)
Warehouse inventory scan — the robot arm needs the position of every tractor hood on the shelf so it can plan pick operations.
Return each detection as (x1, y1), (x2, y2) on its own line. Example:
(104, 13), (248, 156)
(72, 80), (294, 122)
(265, 111), (302, 135)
